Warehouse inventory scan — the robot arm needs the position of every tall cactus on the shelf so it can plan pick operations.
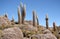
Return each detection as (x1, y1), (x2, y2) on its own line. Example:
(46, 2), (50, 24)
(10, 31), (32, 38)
(36, 15), (39, 25)
(21, 4), (26, 24)
(18, 6), (21, 24)
(45, 14), (49, 29)
(53, 22), (56, 31)
(33, 10), (36, 27)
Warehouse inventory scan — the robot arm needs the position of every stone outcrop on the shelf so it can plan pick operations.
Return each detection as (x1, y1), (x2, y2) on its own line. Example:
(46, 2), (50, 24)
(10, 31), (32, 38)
(19, 24), (38, 31)
(42, 29), (52, 34)
(30, 29), (57, 39)
(30, 34), (57, 39)
(0, 16), (11, 26)
(2, 27), (23, 39)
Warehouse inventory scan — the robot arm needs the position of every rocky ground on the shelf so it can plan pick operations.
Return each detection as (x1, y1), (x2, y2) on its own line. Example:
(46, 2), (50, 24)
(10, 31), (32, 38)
(0, 16), (60, 39)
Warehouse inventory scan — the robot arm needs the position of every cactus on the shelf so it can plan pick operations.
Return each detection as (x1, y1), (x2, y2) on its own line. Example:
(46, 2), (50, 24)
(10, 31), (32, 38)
(11, 16), (15, 25)
(18, 6), (21, 24)
(33, 10), (36, 27)
(45, 14), (49, 29)
(11, 16), (14, 22)
(4, 13), (8, 18)
(53, 22), (56, 31)
(21, 4), (26, 24)
(36, 15), (39, 25)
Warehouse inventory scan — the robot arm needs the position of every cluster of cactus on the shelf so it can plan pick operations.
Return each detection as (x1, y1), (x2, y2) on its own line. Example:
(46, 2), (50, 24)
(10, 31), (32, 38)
(32, 10), (39, 27)
(45, 14), (49, 29)
(17, 3), (40, 26)
(18, 3), (26, 24)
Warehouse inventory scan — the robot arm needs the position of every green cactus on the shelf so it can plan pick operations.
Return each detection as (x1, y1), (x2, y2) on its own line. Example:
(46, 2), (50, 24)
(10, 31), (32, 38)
(53, 22), (57, 31)
(21, 4), (26, 24)
(11, 16), (14, 22)
(32, 10), (36, 27)
(45, 14), (49, 29)
(4, 13), (8, 18)
(18, 6), (21, 24)
(11, 16), (15, 25)
(36, 15), (39, 25)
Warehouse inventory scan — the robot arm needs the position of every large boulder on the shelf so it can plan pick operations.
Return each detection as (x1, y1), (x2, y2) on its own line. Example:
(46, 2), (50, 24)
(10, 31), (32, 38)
(42, 29), (52, 34)
(19, 24), (38, 31)
(19, 24), (38, 38)
(30, 34), (57, 39)
(30, 29), (57, 39)
(0, 16), (11, 26)
(24, 37), (30, 39)
(2, 27), (23, 39)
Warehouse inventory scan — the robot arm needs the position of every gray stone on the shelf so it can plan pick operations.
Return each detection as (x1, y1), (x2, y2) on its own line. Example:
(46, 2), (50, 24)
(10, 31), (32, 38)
(42, 29), (52, 34)
(2, 27), (23, 39)
(0, 16), (11, 26)
(30, 34), (57, 39)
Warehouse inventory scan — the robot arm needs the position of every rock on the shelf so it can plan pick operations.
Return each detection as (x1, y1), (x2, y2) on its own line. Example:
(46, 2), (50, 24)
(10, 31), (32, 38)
(37, 25), (46, 31)
(42, 29), (52, 34)
(24, 37), (30, 39)
(25, 21), (37, 26)
(0, 16), (11, 26)
(19, 24), (38, 31)
(30, 34), (57, 39)
(2, 27), (23, 39)
(19, 24), (38, 38)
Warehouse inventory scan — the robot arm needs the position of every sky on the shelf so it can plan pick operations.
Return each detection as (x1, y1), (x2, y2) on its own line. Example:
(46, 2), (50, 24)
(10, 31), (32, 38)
(0, 0), (60, 27)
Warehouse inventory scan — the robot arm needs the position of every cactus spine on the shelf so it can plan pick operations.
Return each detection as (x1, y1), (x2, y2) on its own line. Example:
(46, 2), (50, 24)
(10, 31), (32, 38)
(45, 14), (49, 29)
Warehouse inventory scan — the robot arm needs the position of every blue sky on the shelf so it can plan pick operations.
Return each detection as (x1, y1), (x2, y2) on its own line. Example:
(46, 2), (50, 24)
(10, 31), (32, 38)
(0, 0), (60, 27)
